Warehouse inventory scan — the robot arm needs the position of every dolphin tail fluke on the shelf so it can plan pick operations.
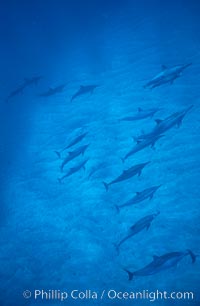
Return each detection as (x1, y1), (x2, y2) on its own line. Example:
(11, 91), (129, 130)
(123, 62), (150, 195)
(123, 268), (134, 281)
(71, 94), (76, 102)
(113, 243), (120, 255)
(187, 249), (198, 263)
(57, 178), (62, 184)
(120, 157), (125, 163)
(54, 151), (61, 159)
(132, 136), (139, 143)
(103, 181), (109, 192)
(115, 205), (120, 214)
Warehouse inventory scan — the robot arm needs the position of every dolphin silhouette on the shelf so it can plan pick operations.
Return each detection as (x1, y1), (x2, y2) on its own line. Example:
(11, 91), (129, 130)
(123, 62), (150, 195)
(144, 63), (192, 89)
(121, 107), (161, 121)
(115, 212), (160, 254)
(124, 249), (197, 280)
(134, 105), (193, 142)
(103, 162), (150, 191)
(115, 185), (162, 212)
(58, 159), (89, 183)
(71, 85), (99, 102)
(60, 144), (89, 172)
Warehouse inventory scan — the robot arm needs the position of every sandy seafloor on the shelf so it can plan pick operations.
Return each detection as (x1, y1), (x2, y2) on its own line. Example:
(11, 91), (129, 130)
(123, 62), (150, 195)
(0, 1), (200, 305)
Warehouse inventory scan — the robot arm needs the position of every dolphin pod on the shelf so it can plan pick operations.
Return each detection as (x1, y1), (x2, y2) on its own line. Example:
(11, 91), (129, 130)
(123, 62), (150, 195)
(60, 144), (89, 172)
(122, 134), (164, 162)
(134, 105), (193, 142)
(55, 131), (88, 159)
(58, 159), (89, 183)
(7, 63), (194, 282)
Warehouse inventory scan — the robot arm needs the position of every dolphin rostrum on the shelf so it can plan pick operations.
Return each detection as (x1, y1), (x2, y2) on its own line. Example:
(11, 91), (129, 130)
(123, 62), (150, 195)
(124, 249), (197, 281)
(122, 134), (164, 162)
(115, 212), (160, 253)
(121, 107), (161, 121)
(71, 85), (99, 102)
(55, 132), (88, 158)
(103, 162), (150, 191)
(144, 63), (192, 89)
(60, 144), (89, 172)
(58, 159), (89, 183)
(115, 185), (162, 212)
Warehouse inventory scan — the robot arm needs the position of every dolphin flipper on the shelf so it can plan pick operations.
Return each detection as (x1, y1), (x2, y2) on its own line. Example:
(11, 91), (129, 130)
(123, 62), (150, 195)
(103, 181), (109, 191)
(123, 268), (134, 281)
(54, 151), (61, 159)
(121, 157), (125, 163)
(57, 178), (62, 184)
(146, 224), (151, 231)
(113, 243), (120, 255)
(115, 205), (120, 213)
(187, 249), (197, 263)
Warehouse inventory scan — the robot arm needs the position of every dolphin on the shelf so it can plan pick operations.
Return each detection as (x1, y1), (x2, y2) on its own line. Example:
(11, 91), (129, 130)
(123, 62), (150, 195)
(135, 105), (193, 142)
(121, 107), (161, 121)
(124, 249), (197, 281)
(55, 132), (88, 158)
(60, 144), (89, 172)
(122, 134), (164, 162)
(144, 63), (192, 89)
(5, 85), (25, 102)
(23, 76), (43, 87)
(115, 212), (160, 253)
(5, 76), (42, 102)
(71, 85), (99, 102)
(87, 162), (106, 179)
(102, 162), (150, 191)
(115, 185), (162, 212)
(58, 159), (89, 183)
(38, 83), (67, 97)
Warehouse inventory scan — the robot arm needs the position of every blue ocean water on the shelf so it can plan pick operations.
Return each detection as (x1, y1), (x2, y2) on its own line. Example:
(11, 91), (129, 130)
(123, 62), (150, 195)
(0, 0), (200, 305)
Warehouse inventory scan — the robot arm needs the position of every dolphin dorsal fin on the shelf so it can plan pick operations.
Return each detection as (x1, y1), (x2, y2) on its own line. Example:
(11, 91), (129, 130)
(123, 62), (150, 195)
(138, 107), (143, 112)
(136, 191), (140, 195)
(155, 119), (163, 125)
(137, 140), (142, 144)
(153, 255), (159, 261)
(162, 65), (167, 70)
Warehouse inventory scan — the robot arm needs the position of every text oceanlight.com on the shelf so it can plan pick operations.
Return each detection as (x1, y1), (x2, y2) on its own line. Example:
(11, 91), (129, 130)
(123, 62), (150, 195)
(23, 289), (194, 302)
